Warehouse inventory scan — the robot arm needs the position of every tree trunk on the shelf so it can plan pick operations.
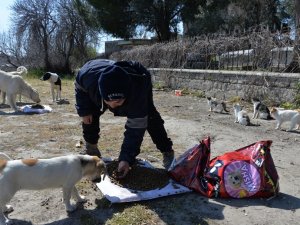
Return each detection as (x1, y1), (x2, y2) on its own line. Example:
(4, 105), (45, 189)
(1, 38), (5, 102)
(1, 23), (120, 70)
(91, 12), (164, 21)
(287, 0), (300, 72)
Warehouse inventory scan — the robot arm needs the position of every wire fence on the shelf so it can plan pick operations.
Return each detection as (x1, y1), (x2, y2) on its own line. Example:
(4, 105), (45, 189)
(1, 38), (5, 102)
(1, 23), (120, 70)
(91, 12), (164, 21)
(110, 29), (298, 73)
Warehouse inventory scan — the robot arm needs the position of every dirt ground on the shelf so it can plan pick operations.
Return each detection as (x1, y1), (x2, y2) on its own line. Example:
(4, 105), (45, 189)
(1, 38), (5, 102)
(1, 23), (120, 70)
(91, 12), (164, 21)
(0, 80), (300, 225)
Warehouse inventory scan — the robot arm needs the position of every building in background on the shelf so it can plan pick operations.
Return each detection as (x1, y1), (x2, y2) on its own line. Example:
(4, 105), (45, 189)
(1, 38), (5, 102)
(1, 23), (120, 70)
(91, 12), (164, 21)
(105, 39), (155, 55)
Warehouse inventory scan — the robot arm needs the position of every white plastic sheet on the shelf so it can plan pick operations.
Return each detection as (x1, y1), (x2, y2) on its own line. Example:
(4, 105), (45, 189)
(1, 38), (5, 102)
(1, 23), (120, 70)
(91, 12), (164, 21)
(97, 158), (192, 203)
(21, 105), (52, 114)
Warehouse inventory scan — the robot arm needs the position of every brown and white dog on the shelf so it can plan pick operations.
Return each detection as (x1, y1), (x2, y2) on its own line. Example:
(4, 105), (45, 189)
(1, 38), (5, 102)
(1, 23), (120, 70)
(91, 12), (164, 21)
(0, 154), (106, 225)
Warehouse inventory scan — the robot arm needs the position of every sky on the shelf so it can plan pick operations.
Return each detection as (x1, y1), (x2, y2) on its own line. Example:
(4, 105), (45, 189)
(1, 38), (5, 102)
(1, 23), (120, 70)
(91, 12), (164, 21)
(0, 0), (180, 53)
(0, 0), (144, 53)
(0, 0), (14, 32)
(0, 0), (112, 52)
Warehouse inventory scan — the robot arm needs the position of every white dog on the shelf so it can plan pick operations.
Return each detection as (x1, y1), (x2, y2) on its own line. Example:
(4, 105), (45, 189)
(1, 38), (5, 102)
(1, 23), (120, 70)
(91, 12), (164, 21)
(0, 154), (106, 225)
(0, 70), (40, 112)
(1, 66), (29, 104)
(233, 103), (251, 126)
(8, 66), (28, 77)
(40, 72), (62, 102)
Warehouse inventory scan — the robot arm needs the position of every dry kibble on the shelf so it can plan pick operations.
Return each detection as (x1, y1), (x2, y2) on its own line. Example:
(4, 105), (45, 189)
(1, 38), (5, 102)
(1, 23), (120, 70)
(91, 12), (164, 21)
(106, 160), (170, 191)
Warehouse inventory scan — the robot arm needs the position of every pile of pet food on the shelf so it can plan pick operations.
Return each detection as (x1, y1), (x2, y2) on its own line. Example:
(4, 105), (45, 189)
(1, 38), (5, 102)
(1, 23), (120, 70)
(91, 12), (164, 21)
(106, 160), (170, 191)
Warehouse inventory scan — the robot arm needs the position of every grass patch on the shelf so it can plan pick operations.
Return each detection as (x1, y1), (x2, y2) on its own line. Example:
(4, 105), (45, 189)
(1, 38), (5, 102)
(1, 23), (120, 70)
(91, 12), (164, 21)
(181, 88), (205, 98)
(228, 96), (243, 103)
(280, 82), (300, 109)
(106, 204), (156, 225)
(153, 82), (167, 90)
(26, 68), (76, 79)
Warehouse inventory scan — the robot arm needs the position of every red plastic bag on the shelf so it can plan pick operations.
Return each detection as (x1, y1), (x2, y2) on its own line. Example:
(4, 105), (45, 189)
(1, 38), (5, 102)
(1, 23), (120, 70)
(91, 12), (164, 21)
(168, 137), (211, 196)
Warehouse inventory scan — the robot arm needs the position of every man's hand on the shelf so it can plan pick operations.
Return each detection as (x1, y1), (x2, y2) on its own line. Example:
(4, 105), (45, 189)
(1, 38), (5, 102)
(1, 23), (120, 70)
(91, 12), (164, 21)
(82, 115), (92, 124)
(117, 161), (130, 179)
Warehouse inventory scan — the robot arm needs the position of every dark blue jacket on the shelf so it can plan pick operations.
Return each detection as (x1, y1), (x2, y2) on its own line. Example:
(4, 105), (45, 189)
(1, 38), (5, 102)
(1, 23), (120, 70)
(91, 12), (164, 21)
(75, 59), (152, 164)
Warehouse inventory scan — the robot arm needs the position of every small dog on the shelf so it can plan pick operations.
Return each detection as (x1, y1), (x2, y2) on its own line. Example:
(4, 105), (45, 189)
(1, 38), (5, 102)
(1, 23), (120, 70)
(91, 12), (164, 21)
(0, 70), (40, 112)
(40, 72), (62, 102)
(270, 107), (300, 131)
(252, 98), (272, 120)
(233, 104), (251, 126)
(0, 154), (106, 225)
(227, 170), (243, 189)
(206, 97), (229, 113)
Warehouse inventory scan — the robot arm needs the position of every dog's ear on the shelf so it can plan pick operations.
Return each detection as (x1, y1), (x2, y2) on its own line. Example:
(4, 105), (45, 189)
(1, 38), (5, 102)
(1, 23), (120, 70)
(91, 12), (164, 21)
(0, 159), (7, 172)
(40, 72), (51, 81)
(96, 158), (107, 180)
(40, 73), (47, 80)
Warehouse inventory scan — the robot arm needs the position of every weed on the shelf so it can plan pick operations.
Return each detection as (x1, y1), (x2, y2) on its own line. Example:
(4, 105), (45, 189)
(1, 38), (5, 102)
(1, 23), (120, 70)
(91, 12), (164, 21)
(280, 82), (300, 109)
(106, 204), (156, 225)
(280, 102), (294, 109)
(180, 87), (205, 98)
(153, 82), (166, 90)
(228, 96), (242, 103)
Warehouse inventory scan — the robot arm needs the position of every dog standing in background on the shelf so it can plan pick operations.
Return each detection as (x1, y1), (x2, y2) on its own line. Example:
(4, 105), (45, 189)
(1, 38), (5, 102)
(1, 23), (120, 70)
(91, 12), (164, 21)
(40, 72), (62, 102)
(8, 66), (28, 77)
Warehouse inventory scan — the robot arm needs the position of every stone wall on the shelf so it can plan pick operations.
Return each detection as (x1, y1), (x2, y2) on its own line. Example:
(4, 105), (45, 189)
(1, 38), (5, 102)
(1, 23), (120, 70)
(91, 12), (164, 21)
(149, 68), (300, 103)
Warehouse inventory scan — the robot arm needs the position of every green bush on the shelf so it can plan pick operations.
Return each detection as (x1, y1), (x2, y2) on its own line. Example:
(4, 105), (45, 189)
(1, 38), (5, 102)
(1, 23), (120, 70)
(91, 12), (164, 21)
(279, 82), (300, 109)
(26, 68), (45, 79)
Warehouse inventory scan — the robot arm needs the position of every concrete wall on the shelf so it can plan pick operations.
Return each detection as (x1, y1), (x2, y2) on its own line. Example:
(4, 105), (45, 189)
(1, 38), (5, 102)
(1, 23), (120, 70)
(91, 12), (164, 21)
(149, 68), (300, 103)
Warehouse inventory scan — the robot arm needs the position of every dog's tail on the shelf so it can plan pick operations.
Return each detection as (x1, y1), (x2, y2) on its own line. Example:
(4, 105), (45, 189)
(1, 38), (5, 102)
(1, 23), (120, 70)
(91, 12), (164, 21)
(0, 152), (12, 160)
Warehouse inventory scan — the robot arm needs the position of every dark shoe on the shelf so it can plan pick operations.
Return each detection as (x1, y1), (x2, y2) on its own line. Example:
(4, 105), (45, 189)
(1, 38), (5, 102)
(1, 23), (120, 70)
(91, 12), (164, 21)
(80, 143), (101, 158)
(162, 150), (174, 169)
